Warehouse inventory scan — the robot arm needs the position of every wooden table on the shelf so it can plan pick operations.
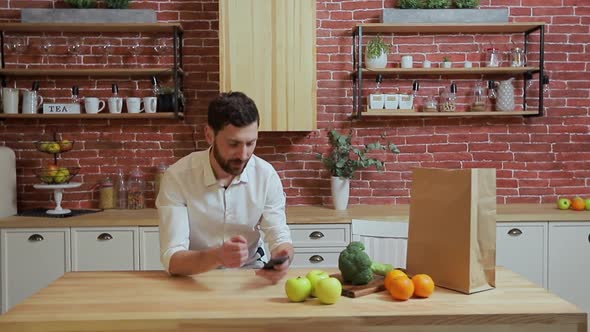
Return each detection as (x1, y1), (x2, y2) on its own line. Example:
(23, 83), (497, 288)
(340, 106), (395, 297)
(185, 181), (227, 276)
(0, 268), (586, 332)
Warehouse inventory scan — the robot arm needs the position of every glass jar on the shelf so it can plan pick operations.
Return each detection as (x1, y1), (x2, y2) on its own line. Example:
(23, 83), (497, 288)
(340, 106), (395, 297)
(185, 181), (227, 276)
(99, 177), (115, 210)
(470, 81), (486, 112)
(510, 47), (526, 67)
(439, 83), (457, 112)
(423, 95), (438, 112)
(485, 48), (500, 67)
(127, 167), (145, 209)
(154, 162), (168, 197)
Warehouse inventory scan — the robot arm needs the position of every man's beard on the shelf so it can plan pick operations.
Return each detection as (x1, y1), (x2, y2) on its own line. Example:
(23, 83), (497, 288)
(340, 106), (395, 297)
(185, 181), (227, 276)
(212, 142), (249, 176)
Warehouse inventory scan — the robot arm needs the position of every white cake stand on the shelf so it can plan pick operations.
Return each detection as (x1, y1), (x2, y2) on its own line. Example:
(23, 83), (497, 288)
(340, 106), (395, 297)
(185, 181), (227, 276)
(33, 182), (82, 215)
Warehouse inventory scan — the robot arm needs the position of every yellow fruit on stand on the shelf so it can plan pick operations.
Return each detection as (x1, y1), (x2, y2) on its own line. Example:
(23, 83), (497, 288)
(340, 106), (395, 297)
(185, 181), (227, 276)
(46, 142), (61, 153)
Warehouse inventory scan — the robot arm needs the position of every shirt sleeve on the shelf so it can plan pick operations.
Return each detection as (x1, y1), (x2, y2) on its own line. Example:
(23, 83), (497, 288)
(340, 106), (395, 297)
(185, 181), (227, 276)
(258, 171), (292, 253)
(155, 171), (190, 273)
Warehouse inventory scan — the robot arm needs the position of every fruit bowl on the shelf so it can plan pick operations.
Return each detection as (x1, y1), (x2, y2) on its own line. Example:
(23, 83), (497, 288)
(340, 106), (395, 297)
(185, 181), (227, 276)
(34, 140), (75, 154)
(34, 167), (80, 185)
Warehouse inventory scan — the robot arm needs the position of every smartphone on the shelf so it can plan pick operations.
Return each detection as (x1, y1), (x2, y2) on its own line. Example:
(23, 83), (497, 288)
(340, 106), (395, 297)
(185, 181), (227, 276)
(262, 255), (289, 270)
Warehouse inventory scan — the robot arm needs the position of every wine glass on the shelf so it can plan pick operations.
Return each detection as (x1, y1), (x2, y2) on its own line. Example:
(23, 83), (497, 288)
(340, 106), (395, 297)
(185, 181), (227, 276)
(153, 38), (167, 54)
(41, 39), (53, 65)
(101, 40), (113, 66)
(129, 40), (141, 65)
(67, 38), (82, 65)
(14, 38), (28, 55)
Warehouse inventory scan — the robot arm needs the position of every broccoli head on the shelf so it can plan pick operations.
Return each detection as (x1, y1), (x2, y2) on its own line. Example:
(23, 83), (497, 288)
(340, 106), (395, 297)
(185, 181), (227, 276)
(338, 241), (374, 285)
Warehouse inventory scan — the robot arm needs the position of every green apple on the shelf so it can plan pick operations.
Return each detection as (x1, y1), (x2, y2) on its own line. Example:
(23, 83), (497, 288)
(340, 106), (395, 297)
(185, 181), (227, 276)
(284, 276), (312, 302)
(54, 168), (71, 184)
(306, 270), (329, 297)
(557, 197), (571, 210)
(315, 277), (342, 305)
(46, 164), (59, 177)
(585, 198), (590, 210)
(59, 140), (73, 152)
(46, 142), (61, 154)
(39, 142), (50, 152)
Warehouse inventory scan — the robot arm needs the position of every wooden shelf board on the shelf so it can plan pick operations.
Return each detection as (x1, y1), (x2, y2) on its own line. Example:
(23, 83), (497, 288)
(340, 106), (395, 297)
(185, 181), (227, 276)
(0, 23), (183, 33)
(0, 68), (181, 77)
(358, 67), (539, 76)
(355, 22), (544, 34)
(361, 109), (539, 117)
(0, 113), (183, 119)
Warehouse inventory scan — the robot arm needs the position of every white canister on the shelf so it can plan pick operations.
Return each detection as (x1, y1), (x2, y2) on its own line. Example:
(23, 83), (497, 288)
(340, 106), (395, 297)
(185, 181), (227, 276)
(368, 94), (385, 110)
(2, 88), (19, 114)
(401, 55), (413, 69)
(384, 94), (399, 110)
(423, 60), (432, 68)
(398, 94), (414, 110)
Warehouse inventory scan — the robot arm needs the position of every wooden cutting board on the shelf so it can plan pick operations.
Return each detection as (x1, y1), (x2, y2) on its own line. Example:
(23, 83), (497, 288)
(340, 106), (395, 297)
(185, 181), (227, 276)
(330, 273), (386, 298)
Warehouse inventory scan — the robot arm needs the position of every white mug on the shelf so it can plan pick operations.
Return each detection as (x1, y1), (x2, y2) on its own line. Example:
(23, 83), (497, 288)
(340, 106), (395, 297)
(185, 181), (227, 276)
(22, 90), (44, 114)
(85, 97), (106, 114)
(401, 55), (413, 69)
(126, 97), (144, 113)
(108, 97), (123, 114)
(143, 97), (157, 113)
(384, 94), (399, 110)
(2, 88), (19, 114)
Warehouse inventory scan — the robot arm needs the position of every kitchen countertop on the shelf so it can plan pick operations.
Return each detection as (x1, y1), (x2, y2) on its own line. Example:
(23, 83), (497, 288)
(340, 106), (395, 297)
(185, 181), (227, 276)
(0, 204), (588, 228)
(0, 267), (585, 332)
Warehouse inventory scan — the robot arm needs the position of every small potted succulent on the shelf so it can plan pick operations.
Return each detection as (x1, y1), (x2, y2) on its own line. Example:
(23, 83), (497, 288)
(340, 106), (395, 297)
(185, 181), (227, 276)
(441, 56), (452, 68)
(365, 35), (391, 69)
(317, 129), (400, 210)
(105, 0), (132, 9)
(64, 0), (97, 8)
(399, 0), (423, 9)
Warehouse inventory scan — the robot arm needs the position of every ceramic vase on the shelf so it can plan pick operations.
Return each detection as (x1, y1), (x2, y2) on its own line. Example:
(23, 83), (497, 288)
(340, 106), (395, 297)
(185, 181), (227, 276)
(331, 176), (350, 210)
(365, 51), (387, 69)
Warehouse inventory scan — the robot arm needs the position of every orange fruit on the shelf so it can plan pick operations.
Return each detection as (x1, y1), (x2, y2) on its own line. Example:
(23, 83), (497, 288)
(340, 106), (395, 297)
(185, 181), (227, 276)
(388, 276), (414, 301)
(384, 269), (407, 291)
(411, 274), (435, 298)
(571, 197), (585, 211)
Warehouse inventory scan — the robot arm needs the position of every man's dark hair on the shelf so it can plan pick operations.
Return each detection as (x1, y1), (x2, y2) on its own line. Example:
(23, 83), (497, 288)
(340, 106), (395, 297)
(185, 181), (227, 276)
(207, 91), (259, 134)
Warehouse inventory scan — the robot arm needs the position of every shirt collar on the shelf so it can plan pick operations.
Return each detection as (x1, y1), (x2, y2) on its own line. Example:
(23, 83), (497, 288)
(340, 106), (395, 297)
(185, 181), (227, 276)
(201, 147), (254, 187)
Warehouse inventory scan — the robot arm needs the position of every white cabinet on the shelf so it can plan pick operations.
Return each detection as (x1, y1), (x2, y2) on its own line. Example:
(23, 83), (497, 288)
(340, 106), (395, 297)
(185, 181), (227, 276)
(496, 222), (547, 288)
(139, 227), (163, 271)
(548, 222), (590, 316)
(351, 219), (408, 269)
(0, 228), (70, 314)
(71, 227), (139, 271)
(289, 224), (350, 268)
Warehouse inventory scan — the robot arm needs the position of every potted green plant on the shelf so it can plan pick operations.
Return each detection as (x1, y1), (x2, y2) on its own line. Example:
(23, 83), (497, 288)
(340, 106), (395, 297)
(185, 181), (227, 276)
(454, 0), (479, 8)
(318, 129), (400, 210)
(424, 0), (451, 8)
(65, 0), (97, 8)
(399, 0), (423, 9)
(365, 35), (391, 69)
(105, 0), (131, 9)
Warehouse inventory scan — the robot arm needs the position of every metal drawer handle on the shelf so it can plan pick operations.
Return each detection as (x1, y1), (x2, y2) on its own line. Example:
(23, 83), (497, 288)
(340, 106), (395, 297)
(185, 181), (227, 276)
(309, 231), (325, 239)
(507, 228), (522, 237)
(309, 255), (324, 263)
(588, 233), (589, 244)
(97, 233), (113, 241)
(28, 234), (44, 242)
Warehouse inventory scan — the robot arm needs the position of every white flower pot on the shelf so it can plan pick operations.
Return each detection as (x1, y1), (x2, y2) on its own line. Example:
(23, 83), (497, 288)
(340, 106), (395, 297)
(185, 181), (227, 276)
(365, 51), (388, 69)
(441, 61), (452, 68)
(331, 176), (350, 210)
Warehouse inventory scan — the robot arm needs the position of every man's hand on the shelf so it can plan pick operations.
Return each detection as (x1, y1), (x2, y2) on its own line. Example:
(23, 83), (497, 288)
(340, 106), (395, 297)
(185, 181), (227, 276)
(218, 235), (249, 268)
(255, 248), (290, 284)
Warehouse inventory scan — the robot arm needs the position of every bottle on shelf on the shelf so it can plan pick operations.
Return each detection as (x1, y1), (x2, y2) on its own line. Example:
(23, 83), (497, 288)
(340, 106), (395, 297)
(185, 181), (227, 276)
(127, 166), (146, 210)
(116, 168), (127, 209)
(470, 81), (486, 112)
(487, 80), (497, 112)
(71, 86), (80, 104)
(369, 74), (385, 110)
(439, 82), (457, 112)
(151, 76), (161, 96)
(154, 162), (168, 197)
(109, 83), (123, 114)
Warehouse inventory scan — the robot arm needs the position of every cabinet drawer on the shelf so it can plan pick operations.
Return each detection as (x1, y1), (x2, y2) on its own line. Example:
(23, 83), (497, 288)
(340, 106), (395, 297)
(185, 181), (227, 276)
(1, 228), (70, 313)
(71, 227), (139, 271)
(291, 247), (345, 268)
(289, 224), (350, 247)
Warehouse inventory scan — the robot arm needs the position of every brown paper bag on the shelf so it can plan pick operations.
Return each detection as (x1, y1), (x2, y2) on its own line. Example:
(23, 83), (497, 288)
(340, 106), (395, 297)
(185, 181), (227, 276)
(407, 168), (496, 294)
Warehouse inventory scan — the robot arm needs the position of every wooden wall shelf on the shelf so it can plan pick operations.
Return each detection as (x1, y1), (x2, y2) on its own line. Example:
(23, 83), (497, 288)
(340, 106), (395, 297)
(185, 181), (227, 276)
(361, 110), (539, 117)
(0, 23), (183, 33)
(0, 113), (183, 120)
(0, 68), (182, 77)
(355, 22), (545, 34)
(359, 67), (540, 76)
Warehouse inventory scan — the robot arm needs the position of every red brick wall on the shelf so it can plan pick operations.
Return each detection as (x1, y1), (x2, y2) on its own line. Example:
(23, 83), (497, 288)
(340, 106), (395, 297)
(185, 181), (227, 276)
(0, 0), (588, 211)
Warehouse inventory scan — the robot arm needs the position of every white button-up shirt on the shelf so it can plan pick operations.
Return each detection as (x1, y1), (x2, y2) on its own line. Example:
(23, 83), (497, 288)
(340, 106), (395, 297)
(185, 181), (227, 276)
(156, 148), (292, 272)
